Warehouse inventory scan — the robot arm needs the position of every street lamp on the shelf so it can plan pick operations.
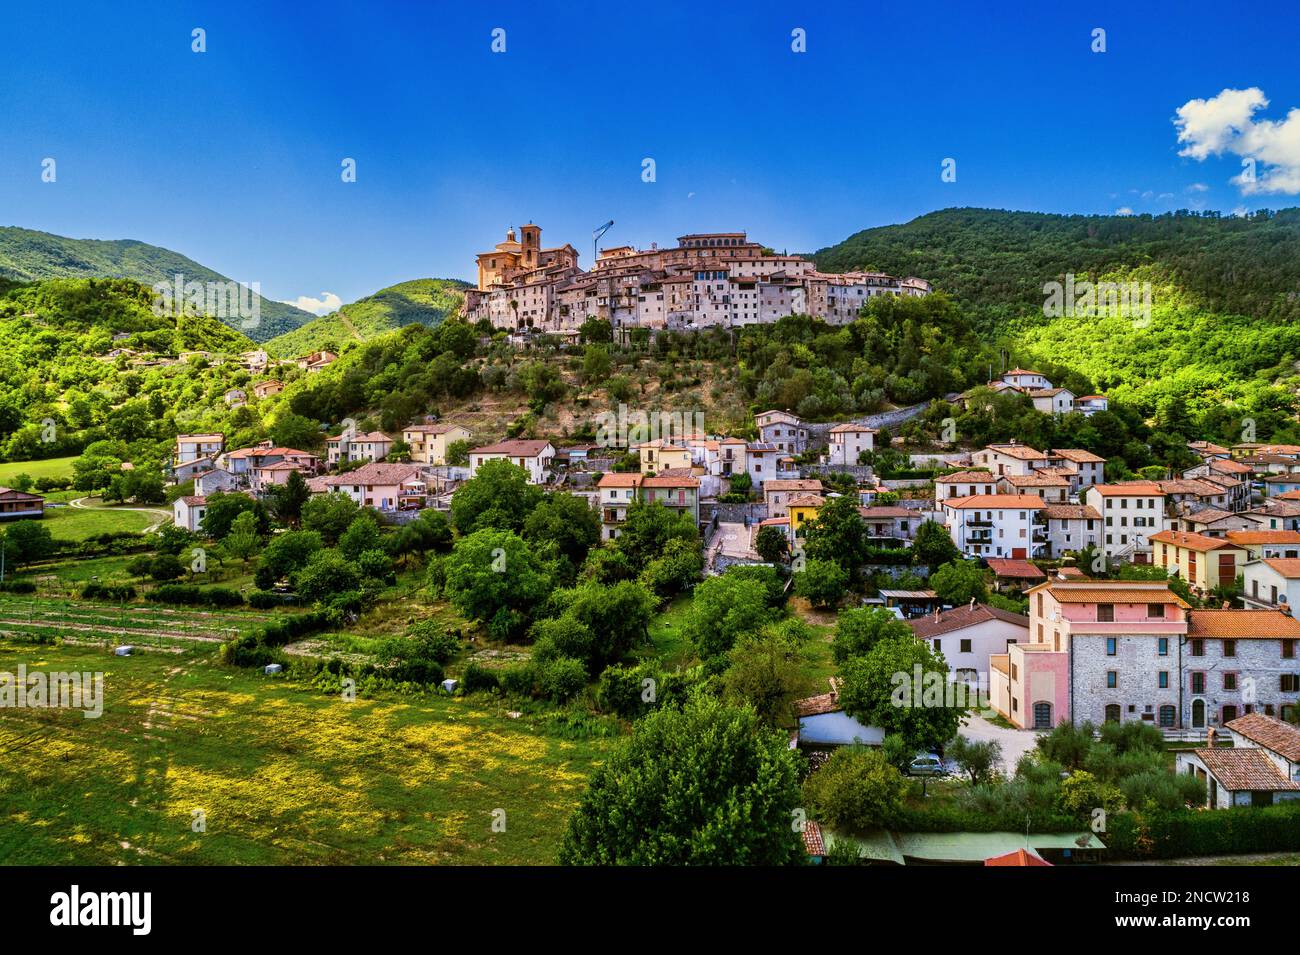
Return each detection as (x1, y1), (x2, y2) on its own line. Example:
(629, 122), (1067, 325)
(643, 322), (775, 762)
(592, 220), (613, 271)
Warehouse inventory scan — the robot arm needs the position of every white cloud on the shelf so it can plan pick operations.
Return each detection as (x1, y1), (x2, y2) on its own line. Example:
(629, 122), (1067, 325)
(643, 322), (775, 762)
(1115, 206), (1135, 216)
(1174, 88), (1300, 194)
(281, 292), (342, 316)
(1187, 182), (1209, 193)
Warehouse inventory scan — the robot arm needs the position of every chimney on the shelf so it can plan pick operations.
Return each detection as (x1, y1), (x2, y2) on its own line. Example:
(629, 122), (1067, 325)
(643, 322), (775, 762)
(1281, 598), (1292, 617)
(969, 596), (977, 610)
(934, 607), (941, 621)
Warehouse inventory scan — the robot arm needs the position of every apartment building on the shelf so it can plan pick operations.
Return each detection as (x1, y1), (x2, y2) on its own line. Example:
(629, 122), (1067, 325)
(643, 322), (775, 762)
(468, 439), (555, 484)
(1242, 559), (1300, 611)
(173, 433), (225, 468)
(940, 493), (1047, 559)
(326, 431), (393, 467)
(1083, 482), (1167, 563)
(755, 411), (809, 455)
(596, 471), (699, 540)
(827, 423), (876, 465)
(402, 424), (473, 466)
(1150, 530), (1248, 593)
(1040, 503), (1101, 558)
(1184, 610), (1300, 728)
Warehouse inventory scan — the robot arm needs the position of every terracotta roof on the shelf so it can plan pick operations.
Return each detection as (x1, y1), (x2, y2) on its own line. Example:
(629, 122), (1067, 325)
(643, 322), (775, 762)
(597, 473), (642, 488)
(986, 558), (1048, 580)
(1193, 748), (1300, 791)
(1208, 458), (1252, 474)
(983, 444), (1048, 461)
(1225, 714), (1300, 761)
(934, 470), (997, 484)
(1055, 566), (1089, 578)
(1030, 388), (1071, 397)
(858, 506), (912, 518)
(1226, 530), (1300, 545)
(1004, 368), (1042, 376)
(642, 473), (699, 488)
(1149, 529), (1240, 552)
(765, 479), (823, 493)
(984, 849), (1051, 866)
(1187, 609), (1300, 639)
(1181, 507), (1238, 525)
(1024, 580), (1189, 606)
(1041, 504), (1101, 520)
(829, 422), (877, 433)
(323, 463), (422, 486)
(802, 820), (826, 856)
(942, 494), (1047, 509)
(179, 495), (207, 506)
(909, 603), (1030, 639)
(1275, 490), (1300, 501)
(1088, 482), (1165, 496)
(1002, 472), (1070, 488)
(403, 423), (469, 435)
(1158, 479), (1227, 496)
(787, 494), (825, 507)
(758, 516), (789, 527)
(326, 431), (391, 444)
(1262, 558), (1300, 579)
(794, 692), (841, 717)
(471, 439), (553, 456)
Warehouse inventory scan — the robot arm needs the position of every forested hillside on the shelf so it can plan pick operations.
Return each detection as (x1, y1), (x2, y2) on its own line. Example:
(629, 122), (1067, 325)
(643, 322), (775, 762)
(0, 227), (315, 342)
(264, 278), (469, 357)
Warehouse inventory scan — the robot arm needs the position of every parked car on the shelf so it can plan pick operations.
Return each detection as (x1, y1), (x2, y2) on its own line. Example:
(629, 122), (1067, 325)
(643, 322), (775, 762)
(907, 753), (947, 777)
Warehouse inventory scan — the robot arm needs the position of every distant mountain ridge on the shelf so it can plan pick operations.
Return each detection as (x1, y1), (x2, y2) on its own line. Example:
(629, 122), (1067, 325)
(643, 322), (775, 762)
(263, 278), (470, 356)
(0, 226), (315, 342)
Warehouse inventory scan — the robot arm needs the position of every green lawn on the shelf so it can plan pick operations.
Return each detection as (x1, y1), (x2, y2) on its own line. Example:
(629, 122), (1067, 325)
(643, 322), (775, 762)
(43, 503), (159, 541)
(0, 637), (611, 864)
(0, 456), (75, 485)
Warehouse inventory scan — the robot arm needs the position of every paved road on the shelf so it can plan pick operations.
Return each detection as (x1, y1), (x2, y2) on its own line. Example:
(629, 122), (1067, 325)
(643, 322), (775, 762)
(958, 711), (1043, 773)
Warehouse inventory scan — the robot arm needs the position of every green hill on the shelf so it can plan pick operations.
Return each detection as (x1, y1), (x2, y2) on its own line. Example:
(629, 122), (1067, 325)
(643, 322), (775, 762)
(264, 278), (469, 357)
(0, 226), (315, 342)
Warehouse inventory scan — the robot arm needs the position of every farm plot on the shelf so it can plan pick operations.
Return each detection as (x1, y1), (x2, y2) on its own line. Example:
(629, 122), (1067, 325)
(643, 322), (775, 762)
(0, 596), (271, 651)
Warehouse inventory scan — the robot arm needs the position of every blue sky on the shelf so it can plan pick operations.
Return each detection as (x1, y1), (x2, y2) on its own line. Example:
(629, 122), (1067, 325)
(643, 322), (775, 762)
(2, 0), (1298, 312)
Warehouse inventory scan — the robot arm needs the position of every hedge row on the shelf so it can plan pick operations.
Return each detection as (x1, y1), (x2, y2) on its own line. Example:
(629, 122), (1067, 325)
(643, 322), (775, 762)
(220, 610), (335, 669)
(80, 582), (137, 601)
(1105, 804), (1300, 859)
(150, 584), (245, 607)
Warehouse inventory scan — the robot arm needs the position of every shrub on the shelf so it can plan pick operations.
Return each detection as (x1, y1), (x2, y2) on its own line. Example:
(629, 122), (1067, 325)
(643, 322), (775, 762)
(538, 656), (588, 702)
(801, 746), (907, 834)
(462, 661), (500, 694)
(498, 662), (537, 697)
(80, 582), (136, 601)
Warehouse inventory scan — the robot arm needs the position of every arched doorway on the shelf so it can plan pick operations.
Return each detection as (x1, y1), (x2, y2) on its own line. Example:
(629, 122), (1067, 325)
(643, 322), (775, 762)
(1104, 704), (1121, 723)
(1192, 699), (1205, 728)
(1033, 701), (1053, 729)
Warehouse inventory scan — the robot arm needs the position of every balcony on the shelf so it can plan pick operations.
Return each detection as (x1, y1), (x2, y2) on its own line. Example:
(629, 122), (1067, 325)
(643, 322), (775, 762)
(1061, 619), (1188, 637)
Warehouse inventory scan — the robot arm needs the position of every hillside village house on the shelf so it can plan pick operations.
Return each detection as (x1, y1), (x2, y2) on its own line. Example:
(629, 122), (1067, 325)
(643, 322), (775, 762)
(171, 456), (216, 483)
(787, 494), (825, 542)
(596, 471), (700, 540)
(1242, 558), (1300, 611)
(0, 487), (45, 519)
(744, 443), (781, 487)
(682, 436), (748, 478)
(1000, 368), (1052, 391)
(1179, 713), (1300, 809)
(297, 350), (338, 372)
(754, 410), (809, 455)
(1225, 529), (1300, 560)
(910, 602), (1029, 687)
(940, 494), (1046, 559)
(1040, 503), (1101, 558)
(1182, 610), (1300, 729)
(986, 558), (1048, 592)
(1049, 448), (1106, 490)
(971, 442), (1048, 477)
(173, 495), (207, 532)
(468, 439), (555, 484)
(1174, 506), (1256, 537)
(223, 444), (321, 477)
(1030, 387), (1076, 415)
(1150, 530), (1248, 593)
(251, 461), (314, 493)
(858, 505), (917, 543)
(636, 439), (693, 475)
(173, 433), (225, 468)
(322, 462), (426, 511)
(997, 471), (1070, 502)
(1082, 482), (1167, 563)
(251, 379), (282, 400)
(933, 470), (999, 504)
(1074, 395), (1109, 416)
(402, 423), (473, 466)
(193, 468), (239, 496)
(1247, 500), (1300, 532)
(326, 431), (393, 467)
(827, 423), (876, 466)
(764, 479), (824, 520)
(991, 579), (1189, 730)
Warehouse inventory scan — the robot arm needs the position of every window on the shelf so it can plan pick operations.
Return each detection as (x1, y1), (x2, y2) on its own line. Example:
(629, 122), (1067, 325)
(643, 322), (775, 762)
(1097, 604), (1114, 622)
(1191, 639), (1205, 657)
(1191, 671), (1206, 694)
(1282, 674), (1300, 693)
(1147, 603), (1165, 619)
(960, 638), (972, 653)
(1104, 704), (1121, 723)
(1106, 671), (1118, 688)
(1158, 637), (1169, 656)
(1106, 637), (1117, 656)
(1285, 640), (1296, 659)
(1224, 673), (1237, 691)
(1224, 640), (1237, 657)
(1159, 671), (1170, 688)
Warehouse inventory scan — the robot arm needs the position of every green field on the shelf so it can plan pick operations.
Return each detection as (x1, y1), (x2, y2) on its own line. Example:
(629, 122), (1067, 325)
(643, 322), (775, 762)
(0, 636), (611, 864)
(0, 456), (75, 485)
(43, 503), (160, 540)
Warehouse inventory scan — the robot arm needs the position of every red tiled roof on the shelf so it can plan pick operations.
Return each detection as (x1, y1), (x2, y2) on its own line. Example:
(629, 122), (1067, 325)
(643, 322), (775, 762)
(986, 558), (1048, 580)
(1194, 748), (1300, 791)
(1224, 714), (1300, 761)
(1187, 609), (1300, 639)
(909, 603), (1030, 639)
(984, 849), (1051, 866)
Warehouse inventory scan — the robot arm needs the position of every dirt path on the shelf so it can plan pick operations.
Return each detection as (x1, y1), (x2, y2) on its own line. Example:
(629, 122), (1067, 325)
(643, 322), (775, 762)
(70, 496), (173, 533)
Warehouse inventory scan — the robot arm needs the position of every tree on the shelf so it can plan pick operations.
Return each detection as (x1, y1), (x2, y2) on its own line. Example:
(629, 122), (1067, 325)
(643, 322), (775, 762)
(546, 579), (657, 672)
(523, 492), (601, 575)
(0, 520), (54, 569)
(294, 550), (362, 602)
(578, 317), (613, 344)
(389, 508), (452, 563)
(450, 459), (543, 535)
(946, 735), (1002, 785)
(224, 510), (261, 564)
(754, 524), (788, 564)
(443, 529), (553, 641)
(270, 412), (321, 451)
(257, 529), (323, 587)
(148, 553), (185, 581)
(839, 634), (965, 755)
(444, 438), (472, 467)
(300, 493), (361, 545)
(559, 696), (804, 865)
(794, 558), (848, 609)
(930, 560), (989, 606)
(912, 519), (961, 572)
(268, 470), (311, 526)
(582, 345), (612, 384)
(611, 500), (698, 573)
(200, 492), (265, 540)
(801, 746), (907, 834)
(638, 537), (703, 599)
(722, 628), (805, 726)
(801, 495), (868, 573)
(339, 513), (384, 561)
(832, 607), (912, 664)
(685, 573), (773, 658)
